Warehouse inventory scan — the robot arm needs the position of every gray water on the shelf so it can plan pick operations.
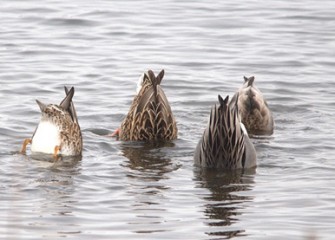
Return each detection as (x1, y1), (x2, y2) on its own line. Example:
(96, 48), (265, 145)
(1, 0), (335, 239)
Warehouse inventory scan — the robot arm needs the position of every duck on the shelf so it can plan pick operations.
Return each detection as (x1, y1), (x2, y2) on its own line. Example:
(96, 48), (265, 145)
(230, 76), (274, 135)
(20, 86), (82, 157)
(112, 69), (177, 141)
(194, 94), (256, 169)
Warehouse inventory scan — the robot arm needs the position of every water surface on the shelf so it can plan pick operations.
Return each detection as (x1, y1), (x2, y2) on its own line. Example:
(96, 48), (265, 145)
(1, 0), (335, 239)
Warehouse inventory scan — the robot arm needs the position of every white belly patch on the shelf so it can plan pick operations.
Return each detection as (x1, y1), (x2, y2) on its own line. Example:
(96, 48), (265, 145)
(31, 121), (60, 154)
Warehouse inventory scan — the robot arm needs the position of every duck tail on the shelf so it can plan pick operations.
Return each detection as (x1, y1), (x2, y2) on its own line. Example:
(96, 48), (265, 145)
(63, 86), (79, 124)
(60, 86), (74, 111)
(199, 94), (245, 168)
(147, 69), (165, 96)
(243, 76), (255, 87)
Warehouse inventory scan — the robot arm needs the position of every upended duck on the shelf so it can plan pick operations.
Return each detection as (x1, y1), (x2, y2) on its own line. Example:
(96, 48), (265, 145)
(230, 76), (274, 135)
(20, 87), (82, 157)
(194, 94), (256, 169)
(112, 69), (178, 141)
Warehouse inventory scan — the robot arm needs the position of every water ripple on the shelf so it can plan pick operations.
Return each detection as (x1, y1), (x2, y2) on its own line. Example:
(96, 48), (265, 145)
(1, 0), (335, 239)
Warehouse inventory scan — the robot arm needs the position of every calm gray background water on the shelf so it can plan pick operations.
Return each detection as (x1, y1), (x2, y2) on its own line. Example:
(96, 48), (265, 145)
(1, 0), (335, 239)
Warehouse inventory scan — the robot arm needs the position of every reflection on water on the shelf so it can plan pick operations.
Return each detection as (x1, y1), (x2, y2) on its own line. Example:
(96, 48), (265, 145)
(6, 155), (82, 239)
(120, 141), (180, 234)
(32, 156), (81, 227)
(121, 141), (179, 181)
(29, 153), (83, 166)
(194, 168), (255, 239)
(2, 0), (335, 238)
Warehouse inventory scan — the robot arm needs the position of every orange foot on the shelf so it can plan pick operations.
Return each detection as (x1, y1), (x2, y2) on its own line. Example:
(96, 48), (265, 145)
(20, 138), (32, 154)
(109, 128), (120, 137)
(54, 145), (61, 159)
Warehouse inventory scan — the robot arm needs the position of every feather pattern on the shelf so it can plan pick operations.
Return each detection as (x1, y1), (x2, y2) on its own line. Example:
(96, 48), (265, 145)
(194, 94), (256, 169)
(230, 76), (274, 135)
(30, 87), (82, 156)
(119, 69), (177, 141)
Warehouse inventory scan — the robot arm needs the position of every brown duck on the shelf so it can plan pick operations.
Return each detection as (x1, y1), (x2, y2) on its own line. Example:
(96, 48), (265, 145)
(194, 94), (256, 169)
(230, 76), (274, 135)
(112, 69), (177, 141)
(20, 87), (82, 157)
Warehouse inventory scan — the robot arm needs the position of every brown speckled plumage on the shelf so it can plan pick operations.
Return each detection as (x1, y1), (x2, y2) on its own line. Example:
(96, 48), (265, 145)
(22, 87), (82, 156)
(230, 76), (274, 135)
(119, 69), (177, 141)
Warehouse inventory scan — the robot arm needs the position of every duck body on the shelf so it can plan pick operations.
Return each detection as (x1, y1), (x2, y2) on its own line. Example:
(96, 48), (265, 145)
(22, 87), (82, 157)
(230, 76), (274, 135)
(31, 119), (61, 154)
(119, 69), (177, 141)
(194, 95), (256, 169)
